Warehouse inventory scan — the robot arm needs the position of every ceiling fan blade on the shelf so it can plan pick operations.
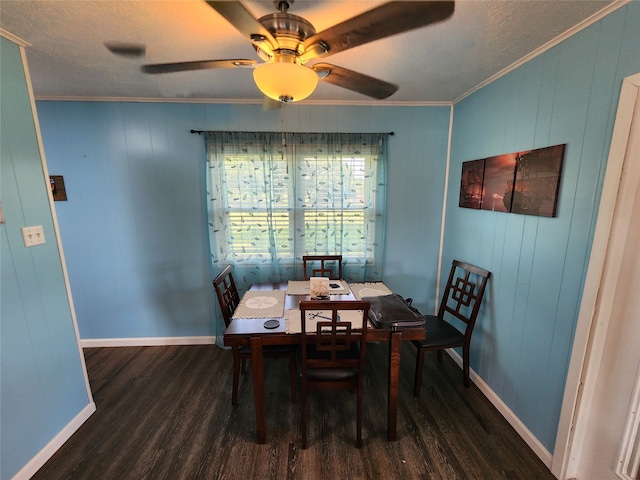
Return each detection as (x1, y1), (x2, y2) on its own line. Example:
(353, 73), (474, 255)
(142, 59), (257, 74)
(303, 1), (454, 59)
(206, 1), (278, 52)
(312, 63), (398, 100)
(104, 41), (146, 58)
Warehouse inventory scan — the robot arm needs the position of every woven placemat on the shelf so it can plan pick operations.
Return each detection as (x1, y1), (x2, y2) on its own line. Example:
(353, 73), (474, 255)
(232, 290), (285, 319)
(285, 309), (364, 334)
(286, 280), (350, 295)
(348, 282), (393, 300)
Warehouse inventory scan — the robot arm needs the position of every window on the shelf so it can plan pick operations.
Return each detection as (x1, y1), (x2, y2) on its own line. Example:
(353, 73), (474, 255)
(206, 132), (387, 282)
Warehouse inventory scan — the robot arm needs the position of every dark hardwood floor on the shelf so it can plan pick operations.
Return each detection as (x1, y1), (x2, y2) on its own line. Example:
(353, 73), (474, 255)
(32, 342), (556, 480)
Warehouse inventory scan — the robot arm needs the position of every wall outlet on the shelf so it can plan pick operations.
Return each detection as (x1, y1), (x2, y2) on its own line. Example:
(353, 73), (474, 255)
(21, 225), (46, 247)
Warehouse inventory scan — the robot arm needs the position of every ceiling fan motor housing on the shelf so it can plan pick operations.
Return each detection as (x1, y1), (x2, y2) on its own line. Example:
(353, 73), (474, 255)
(256, 12), (324, 63)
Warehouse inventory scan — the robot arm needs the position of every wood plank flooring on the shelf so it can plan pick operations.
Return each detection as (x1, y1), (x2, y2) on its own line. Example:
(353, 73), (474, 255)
(31, 343), (556, 480)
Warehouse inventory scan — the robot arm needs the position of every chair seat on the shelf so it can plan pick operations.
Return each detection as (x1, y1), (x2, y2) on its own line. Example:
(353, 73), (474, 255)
(238, 344), (298, 357)
(307, 367), (358, 382)
(307, 343), (360, 360)
(413, 315), (465, 349)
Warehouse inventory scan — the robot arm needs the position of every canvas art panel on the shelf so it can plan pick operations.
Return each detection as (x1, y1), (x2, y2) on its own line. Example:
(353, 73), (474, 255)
(459, 158), (486, 209)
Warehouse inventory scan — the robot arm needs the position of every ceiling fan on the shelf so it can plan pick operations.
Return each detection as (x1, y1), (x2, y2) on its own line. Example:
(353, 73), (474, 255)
(141, 1), (455, 103)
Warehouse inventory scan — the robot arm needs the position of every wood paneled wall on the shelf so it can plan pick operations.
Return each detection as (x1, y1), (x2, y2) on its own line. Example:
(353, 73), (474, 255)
(446, 1), (639, 452)
(36, 103), (451, 341)
(1, 37), (91, 479)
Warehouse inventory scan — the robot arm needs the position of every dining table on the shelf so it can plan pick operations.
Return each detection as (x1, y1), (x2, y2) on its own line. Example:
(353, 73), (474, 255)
(223, 281), (426, 445)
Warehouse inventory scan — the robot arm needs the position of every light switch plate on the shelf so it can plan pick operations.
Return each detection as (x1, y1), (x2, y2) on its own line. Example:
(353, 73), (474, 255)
(21, 225), (46, 247)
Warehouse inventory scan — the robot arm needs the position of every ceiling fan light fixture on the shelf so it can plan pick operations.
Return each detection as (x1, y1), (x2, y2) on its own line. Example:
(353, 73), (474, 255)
(253, 62), (318, 103)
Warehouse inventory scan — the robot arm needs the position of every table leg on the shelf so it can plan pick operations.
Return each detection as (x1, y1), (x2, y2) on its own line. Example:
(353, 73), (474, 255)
(387, 331), (402, 441)
(250, 335), (266, 444)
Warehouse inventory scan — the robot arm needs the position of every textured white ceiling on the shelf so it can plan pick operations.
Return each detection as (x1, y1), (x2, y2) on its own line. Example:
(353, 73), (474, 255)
(0, 0), (621, 105)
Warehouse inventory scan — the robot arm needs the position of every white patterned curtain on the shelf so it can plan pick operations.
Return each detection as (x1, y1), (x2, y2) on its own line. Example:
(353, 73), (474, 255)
(206, 131), (387, 292)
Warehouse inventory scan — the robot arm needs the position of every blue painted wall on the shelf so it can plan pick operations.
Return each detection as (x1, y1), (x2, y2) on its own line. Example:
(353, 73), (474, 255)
(446, 2), (639, 451)
(36, 102), (451, 340)
(35, 102), (213, 340)
(1, 37), (91, 479)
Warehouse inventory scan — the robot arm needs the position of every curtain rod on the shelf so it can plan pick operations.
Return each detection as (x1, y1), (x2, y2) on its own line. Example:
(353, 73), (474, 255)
(190, 129), (394, 136)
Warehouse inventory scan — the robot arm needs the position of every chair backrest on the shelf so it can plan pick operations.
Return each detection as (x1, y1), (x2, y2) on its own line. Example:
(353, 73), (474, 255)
(437, 260), (491, 337)
(212, 265), (240, 327)
(299, 300), (370, 369)
(302, 255), (343, 280)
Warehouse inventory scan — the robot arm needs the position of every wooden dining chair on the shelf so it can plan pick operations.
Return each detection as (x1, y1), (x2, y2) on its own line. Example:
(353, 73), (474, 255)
(302, 255), (343, 280)
(412, 260), (491, 398)
(299, 299), (370, 449)
(213, 265), (298, 406)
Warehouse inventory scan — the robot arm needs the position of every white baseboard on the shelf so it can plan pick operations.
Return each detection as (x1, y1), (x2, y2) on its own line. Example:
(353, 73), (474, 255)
(445, 349), (553, 468)
(80, 336), (217, 348)
(13, 402), (96, 480)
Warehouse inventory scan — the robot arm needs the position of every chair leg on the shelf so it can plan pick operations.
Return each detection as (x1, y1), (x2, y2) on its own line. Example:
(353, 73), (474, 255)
(288, 352), (297, 403)
(241, 358), (247, 374)
(413, 347), (426, 399)
(436, 349), (443, 363)
(301, 383), (308, 449)
(356, 384), (363, 448)
(463, 345), (471, 388)
(231, 347), (241, 406)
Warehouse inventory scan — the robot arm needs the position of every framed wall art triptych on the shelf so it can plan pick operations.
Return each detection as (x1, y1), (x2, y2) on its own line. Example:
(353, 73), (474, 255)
(459, 144), (566, 218)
